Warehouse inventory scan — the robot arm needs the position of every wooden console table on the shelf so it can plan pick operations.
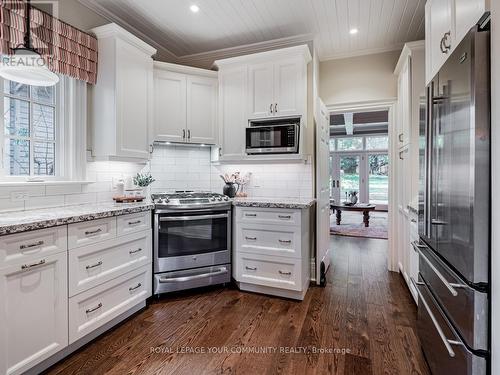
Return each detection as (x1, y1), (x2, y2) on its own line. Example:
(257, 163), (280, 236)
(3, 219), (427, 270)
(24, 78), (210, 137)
(330, 203), (377, 227)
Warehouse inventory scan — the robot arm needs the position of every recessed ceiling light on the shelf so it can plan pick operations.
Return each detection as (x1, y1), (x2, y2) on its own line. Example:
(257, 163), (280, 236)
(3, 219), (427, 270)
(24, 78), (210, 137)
(350, 28), (358, 35)
(190, 4), (199, 13)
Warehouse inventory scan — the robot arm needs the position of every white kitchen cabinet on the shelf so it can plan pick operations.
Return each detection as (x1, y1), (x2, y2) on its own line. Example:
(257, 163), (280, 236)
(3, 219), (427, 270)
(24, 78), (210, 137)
(0, 252), (68, 375)
(425, 0), (488, 84)
(233, 205), (311, 300)
(247, 57), (306, 119)
(217, 66), (247, 161)
(187, 75), (217, 144)
(273, 58), (305, 117)
(91, 23), (156, 162)
(394, 42), (425, 303)
(153, 62), (218, 145)
(214, 45), (311, 162)
(153, 70), (187, 143)
(248, 62), (274, 118)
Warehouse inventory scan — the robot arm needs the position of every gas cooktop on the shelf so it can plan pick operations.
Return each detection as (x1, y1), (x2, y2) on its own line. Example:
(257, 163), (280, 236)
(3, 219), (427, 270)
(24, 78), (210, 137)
(151, 191), (231, 209)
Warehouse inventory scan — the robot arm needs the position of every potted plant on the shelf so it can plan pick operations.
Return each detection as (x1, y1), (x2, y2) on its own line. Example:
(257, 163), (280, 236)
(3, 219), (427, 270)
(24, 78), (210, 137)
(133, 172), (155, 198)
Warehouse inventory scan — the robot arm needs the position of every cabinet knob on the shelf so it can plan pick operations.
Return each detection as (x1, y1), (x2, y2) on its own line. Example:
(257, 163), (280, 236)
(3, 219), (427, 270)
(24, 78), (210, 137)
(187, 129), (191, 140)
(270, 103), (273, 114)
(182, 129), (186, 139)
(274, 103), (277, 113)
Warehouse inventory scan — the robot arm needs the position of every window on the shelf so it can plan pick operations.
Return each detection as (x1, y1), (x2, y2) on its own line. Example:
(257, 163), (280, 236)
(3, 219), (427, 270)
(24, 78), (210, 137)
(2, 79), (58, 177)
(337, 137), (363, 151)
(366, 136), (389, 150)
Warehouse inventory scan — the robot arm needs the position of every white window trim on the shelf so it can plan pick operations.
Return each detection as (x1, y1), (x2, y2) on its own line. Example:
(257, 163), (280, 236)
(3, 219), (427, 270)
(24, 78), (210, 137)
(0, 76), (87, 183)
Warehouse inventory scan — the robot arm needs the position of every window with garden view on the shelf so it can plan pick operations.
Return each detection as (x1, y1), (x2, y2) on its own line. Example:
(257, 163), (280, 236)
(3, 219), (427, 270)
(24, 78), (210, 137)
(2, 79), (57, 177)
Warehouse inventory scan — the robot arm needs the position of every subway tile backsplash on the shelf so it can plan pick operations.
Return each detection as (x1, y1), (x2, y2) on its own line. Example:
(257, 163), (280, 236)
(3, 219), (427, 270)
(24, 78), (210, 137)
(0, 145), (313, 212)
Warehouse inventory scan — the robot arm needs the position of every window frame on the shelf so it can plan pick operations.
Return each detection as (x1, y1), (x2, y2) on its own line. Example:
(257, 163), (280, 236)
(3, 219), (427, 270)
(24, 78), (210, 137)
(1, 77), (65, 181)
(332, 134), (389, 153)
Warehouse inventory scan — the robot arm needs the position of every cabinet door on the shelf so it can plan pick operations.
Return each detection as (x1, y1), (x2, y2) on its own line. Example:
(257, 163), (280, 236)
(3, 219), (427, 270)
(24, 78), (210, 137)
(425, 0), (453, 83)
(0, 252), (68, 375)
(153, 70), (187, 143)
(454, 0), (485, 45)
(219, 67), (247, 160)
(248, 62), (274, 119)
(274, 59), (304, 117)
(186, 75), (217, 144)
(115, 39), (152, 159)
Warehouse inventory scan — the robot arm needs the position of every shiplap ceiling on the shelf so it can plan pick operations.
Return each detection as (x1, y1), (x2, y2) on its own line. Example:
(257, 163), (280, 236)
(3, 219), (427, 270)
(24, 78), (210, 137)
(79, 0), (425, 65)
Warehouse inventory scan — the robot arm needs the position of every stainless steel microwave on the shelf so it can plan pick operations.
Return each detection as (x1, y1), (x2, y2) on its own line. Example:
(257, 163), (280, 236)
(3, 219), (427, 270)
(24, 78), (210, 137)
(245, 117), (300, 155)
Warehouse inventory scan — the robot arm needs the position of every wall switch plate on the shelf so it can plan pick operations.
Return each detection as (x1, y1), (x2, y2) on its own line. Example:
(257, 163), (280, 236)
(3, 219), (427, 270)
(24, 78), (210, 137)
(11, 191), (29, 201)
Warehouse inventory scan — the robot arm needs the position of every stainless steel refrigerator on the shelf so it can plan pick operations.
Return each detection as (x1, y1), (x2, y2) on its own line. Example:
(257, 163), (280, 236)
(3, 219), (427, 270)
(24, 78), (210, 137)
(413, 24), (490, 375)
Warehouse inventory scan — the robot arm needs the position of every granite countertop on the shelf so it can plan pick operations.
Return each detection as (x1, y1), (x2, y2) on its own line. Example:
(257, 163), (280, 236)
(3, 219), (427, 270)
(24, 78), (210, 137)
(232, 197), (316, 209)
(0, 202), (154, 236)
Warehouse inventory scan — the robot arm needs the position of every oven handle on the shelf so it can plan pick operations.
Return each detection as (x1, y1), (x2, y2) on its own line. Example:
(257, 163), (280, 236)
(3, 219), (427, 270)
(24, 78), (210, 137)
(159, 213), (228, 222)
(158, 267), (228, 283)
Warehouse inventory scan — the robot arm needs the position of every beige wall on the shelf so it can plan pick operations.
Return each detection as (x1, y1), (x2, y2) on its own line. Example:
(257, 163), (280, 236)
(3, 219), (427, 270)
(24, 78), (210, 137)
(319, 50), (401, 106)
(56, 0), (109, 31)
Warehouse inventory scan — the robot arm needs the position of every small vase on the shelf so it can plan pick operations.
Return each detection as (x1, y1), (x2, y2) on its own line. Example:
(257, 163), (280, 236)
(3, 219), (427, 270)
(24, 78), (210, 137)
(142, 186), (151, 200)
(223, 183), (236, 198)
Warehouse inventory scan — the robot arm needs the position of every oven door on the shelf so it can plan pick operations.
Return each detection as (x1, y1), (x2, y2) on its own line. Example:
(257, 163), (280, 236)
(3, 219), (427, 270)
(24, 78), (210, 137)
(245, 124), (299, 154)
(154, 210), (231, 273)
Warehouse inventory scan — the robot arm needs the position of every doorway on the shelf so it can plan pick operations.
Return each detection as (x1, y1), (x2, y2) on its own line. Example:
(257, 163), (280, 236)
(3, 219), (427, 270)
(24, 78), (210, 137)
(328, 110), (389, 239)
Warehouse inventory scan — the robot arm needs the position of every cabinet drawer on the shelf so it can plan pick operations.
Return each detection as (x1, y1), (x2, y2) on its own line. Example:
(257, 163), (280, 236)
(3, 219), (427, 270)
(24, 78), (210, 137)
(69, 264), (151, 343)
(116, 211), (151, 236)
(236, 252), (301, 291)
(237, 224), (301, 259)
(68, 230), (152, 296)
(236, 207), (300, 226)
(0, 226), (67, 268)
(68, 217), (116, 249)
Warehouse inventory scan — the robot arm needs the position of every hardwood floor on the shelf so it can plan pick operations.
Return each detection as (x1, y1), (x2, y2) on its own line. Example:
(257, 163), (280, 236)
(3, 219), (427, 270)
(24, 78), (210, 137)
(45, 236), (430, 375)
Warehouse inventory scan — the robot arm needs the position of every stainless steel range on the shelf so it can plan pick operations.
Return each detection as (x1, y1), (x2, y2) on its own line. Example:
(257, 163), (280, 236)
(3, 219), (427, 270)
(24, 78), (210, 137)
(152, 191), (232, 295)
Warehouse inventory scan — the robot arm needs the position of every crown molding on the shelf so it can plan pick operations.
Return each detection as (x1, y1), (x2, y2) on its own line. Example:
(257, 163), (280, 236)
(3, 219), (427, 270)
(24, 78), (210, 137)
(153, 61), (217, 77)
(91, 23), (157, 56)
(320, 44), (404, 62)
(179, 34), (314, 69)
(78, 0), (178, 62)
(394, 40), (425, 75)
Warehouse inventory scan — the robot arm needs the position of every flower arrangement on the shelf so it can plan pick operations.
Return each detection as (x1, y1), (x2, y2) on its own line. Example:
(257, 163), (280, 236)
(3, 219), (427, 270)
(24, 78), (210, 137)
(133, 172), (155, 187)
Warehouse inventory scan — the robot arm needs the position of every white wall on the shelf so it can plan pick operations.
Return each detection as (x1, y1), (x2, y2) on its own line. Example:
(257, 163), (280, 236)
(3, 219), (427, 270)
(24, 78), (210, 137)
(491, 1), (499, 372)
(319, 50), (401, 106)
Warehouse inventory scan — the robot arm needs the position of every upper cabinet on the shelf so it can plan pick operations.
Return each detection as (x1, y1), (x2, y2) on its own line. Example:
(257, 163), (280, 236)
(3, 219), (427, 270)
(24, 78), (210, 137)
(214, 45), (311, 162)
(425, 0), (488, 84)
(153, 62), (217, 145)
(90, 24), (156, 162)
(248, 57), (306, 119)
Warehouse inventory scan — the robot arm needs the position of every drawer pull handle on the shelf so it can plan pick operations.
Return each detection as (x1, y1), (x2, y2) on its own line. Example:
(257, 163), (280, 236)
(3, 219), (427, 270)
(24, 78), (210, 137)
(245, 213), (257, 217)
(19, 240), (44, 250)
(85, 228), (102, 236)
(279, 270), (292, 276)
(279, 239), (292, 244)
(129, 283), (142, 292)
(245, 236), (257, 241)
(86, 261), (102, 270)
(129, 248), (142, 254)
(278, 215), (291, 219)
(245, 266), (257, 271)
(86, 302), (102, 314)
(21, 259), (46, 270)
(128, 220), (142, 225)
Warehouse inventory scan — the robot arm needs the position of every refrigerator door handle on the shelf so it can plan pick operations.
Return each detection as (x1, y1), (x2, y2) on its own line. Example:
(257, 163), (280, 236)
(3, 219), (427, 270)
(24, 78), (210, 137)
(411, 277), (459, 358)
(411, 241), (466, 296)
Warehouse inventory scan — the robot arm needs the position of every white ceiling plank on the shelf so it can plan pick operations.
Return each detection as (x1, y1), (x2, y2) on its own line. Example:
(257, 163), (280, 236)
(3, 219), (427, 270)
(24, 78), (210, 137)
(81, 0), (425, 63)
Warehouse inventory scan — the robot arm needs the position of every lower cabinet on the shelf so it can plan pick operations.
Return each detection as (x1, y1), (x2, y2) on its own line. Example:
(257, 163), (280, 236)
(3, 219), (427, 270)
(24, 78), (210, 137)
(233, 206), (311, 300)
(0, 251), (68, 375)
(69, 264), (151, 343)
(0, 210), (153, 374)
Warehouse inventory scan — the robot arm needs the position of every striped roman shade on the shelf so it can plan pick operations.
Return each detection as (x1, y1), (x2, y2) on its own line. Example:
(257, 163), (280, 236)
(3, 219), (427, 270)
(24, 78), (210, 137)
(0, 0), (98, 84)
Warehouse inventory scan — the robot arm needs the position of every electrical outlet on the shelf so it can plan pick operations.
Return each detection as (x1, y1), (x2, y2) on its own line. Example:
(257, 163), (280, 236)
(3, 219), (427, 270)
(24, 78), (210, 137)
(11, 191), (29, 201)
